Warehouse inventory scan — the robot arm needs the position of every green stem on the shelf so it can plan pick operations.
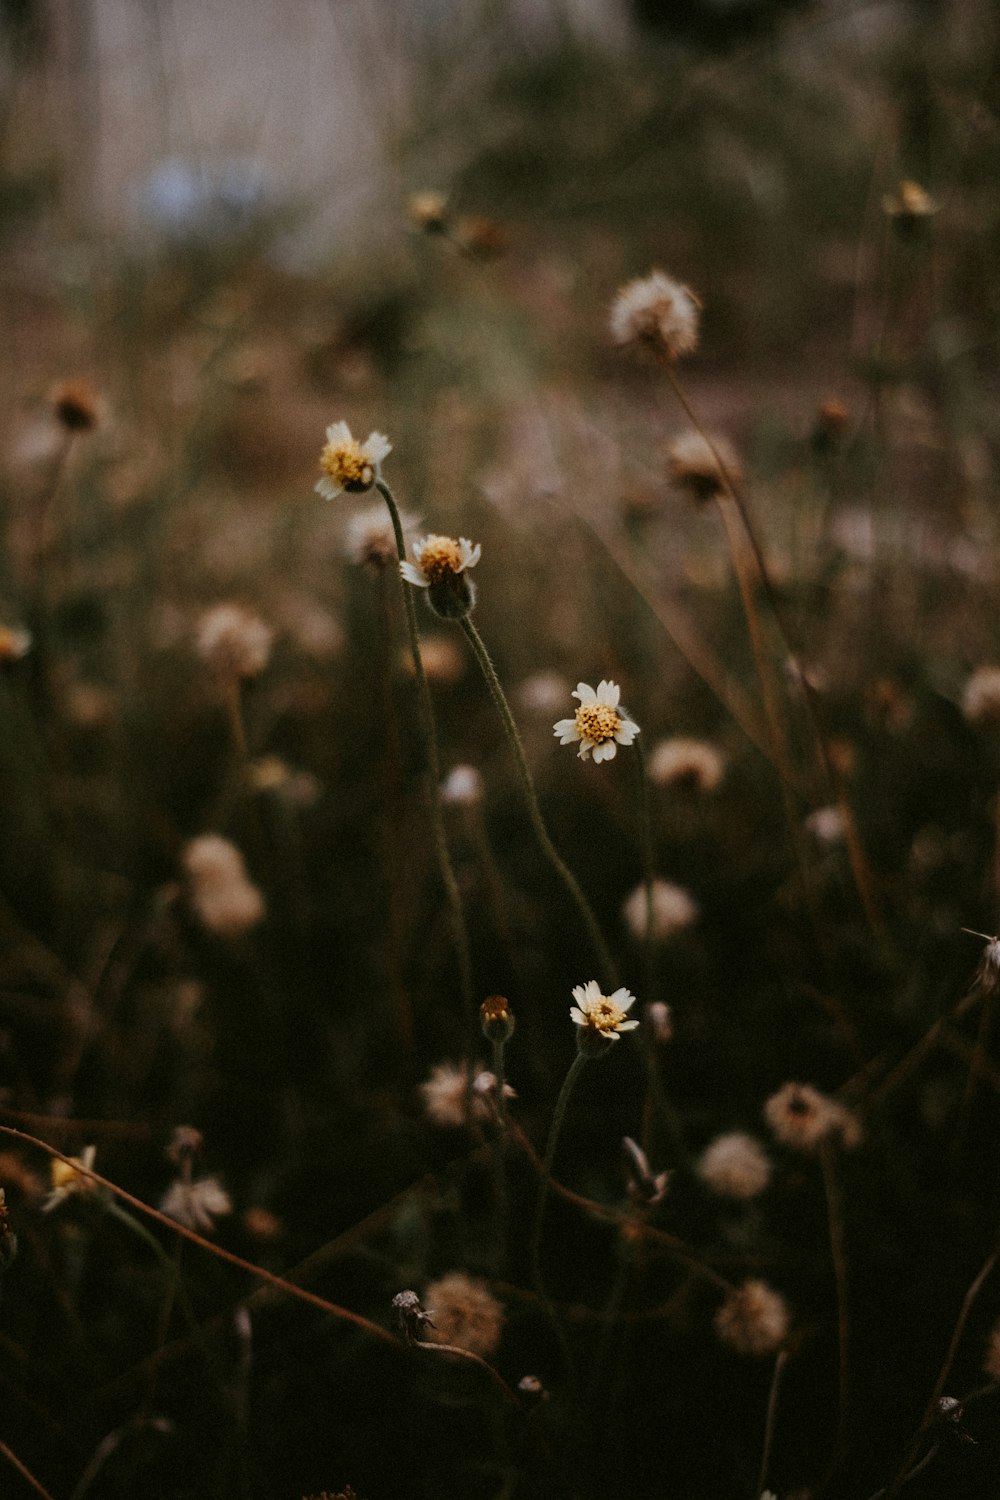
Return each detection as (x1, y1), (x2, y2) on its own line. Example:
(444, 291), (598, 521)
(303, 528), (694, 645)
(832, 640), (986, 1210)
(635, 736), (656, 1010)
(459, 615), (618, 992)
(530, 1048), (589, 1380)
(375, 479), (474, 1022)
(102, 1197), (207, 1355)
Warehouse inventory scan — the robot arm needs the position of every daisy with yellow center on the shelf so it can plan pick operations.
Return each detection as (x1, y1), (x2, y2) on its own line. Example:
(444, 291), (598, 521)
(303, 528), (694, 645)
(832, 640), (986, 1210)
(570, 980), (639, 1040)
(400, 534), (481, 588)
(315, 421), (392, 500)
(554, 680), (638, 764)
(42, 1144), (98, 1212)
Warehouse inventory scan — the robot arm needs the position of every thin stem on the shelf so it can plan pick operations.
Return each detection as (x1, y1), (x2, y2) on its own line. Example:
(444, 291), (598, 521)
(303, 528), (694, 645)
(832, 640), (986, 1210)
(102, 1197), (207, 1356)
(0, 1436), (57, 1500)
(530, 1049), (589, 1379)
(459, 615), (618, 992)
(491, 1033), (509, 1274)
(755, 1349), (788, 1500)
(375, 479), (474, 1021)
(820, 1141), (851, 1473)
(412, 1337), (520, 1407)
(635, 736), (656, 1011)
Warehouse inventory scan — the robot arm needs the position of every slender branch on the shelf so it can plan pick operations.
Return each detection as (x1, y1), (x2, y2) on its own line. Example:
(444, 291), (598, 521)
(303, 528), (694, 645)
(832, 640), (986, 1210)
(755, 1349), (788, 1500)
(0, 1435), (57, 1500)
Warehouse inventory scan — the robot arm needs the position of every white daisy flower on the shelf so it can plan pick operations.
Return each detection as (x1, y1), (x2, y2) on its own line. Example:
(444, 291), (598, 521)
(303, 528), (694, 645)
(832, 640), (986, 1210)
(400, 534), (481, 589)
(569, 980), (640, 1041)
(315, 421), (391, 500)
(554, 680), (639, 764)
(42, 1145), (98, 1212)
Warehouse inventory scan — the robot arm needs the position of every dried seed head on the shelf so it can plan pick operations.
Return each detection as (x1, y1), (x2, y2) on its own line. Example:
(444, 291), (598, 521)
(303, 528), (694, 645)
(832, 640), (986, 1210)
(196, 603), (273, 680)
(424, 1271), (504, 1357)
(392, 1289), (433, 1343)
(763, 1082), (861, 1154)
(697, 1132), (772, 1200)
(714, 1280), (790, 1356)
(666, 430), (741, 502)
(610, 270), (701, 364)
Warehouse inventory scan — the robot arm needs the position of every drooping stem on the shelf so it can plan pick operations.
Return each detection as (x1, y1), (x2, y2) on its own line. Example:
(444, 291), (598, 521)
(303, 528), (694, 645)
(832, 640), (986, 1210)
(459, 614), (618, 993)
(375, 479), (474, 1022)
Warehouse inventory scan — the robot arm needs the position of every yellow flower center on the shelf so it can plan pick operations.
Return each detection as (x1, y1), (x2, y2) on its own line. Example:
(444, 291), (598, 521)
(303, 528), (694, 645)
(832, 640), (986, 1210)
(51, 1157), (90, 1191)
(418, 536), (465, 583)
(320, 438), (372, 488)
(575, 702), (622, 745)
(583, 996), (627, 1032)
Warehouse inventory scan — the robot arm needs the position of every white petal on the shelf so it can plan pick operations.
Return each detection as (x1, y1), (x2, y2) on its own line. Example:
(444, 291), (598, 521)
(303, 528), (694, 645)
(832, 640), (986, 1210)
(326, 420), (352, 444)
(570, 1007), (586, 1025)
(615, 720), (638, 745)
(400, 561), (429, 586)
(596, 680), (621, 707)
(610, 987), (636, 1012)
(315, 476), (343, 500)
(581, 980), (602, 1004)
(554, 718), (578, 738)
(577, 741), (592, 759)
(574, 682), (597, 704)
(459, 539), (482, 569)
(592, 740), (617, 763)
(364, 432), (392, 463)
(617, 1019), (640, 1031)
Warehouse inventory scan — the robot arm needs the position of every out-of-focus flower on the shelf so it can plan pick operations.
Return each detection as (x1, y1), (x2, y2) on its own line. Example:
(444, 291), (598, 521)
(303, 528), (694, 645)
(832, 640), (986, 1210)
(400, 534), (481, 619)
(441, 765), (483, 806)
(160, 1175), (232, 1233)
(0, 626), (31, 662)
(43, 1145), (98, 1212)
(882, 179), (938, 224)
(622, 879), (698, 942)
(196, 603), (273, 680)
(697, 1132), (772, 1200)
(517, 670), (572, 715)
(419, 1063), (514, 1128)
(424, 1271), (504, 1357)
(644, 1001), (673, 1044)
(714, 1280), (790, 1355)
(407, 191), (449, 233)
(811, 398), (849, 454)
(666, 430), (741, 502)
(554, 680), (638, 764)
(402, 633), (465, 684)
(181, 834), (265, 938)
(609, 270), (700, 363)
(242, 1206), (283, 1242)
(805, 805), (845, 846)
(316, 422), (391, 500)
(456, 214), (508, 259)
(165, 1126), (203, 1165)
(763, 1082), (861, 1153)
(963, 667), (1000, 727)
(343, 501), (418, 567)
(648, 736), (725, 792)
(570, 980), (639, 1043)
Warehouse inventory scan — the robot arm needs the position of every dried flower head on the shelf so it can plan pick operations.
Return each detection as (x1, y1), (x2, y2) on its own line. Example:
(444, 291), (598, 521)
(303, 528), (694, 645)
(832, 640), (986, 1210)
(42, 1145), (98, 1212)
(763, 1082), (861, 1153)
(570, 980), (640, 1048)
(400, 534), (481, 619)
(610, 270), (701, 363)
(181, 834), (265, 938)
(441, 765), (483, 806)
(160, 1175), (232, 1233)
(622, 1137), (670, 1205)
(407, 190), (449, 232)
(343, 502), (418, 567)
(419, 1062), (514, 1127)
(666, 430), (741, 502)
(196, 603), (273, 680)
(697, 1132), (772, 1200)
(714, 1280), (790, 1355)
(882, 179), (938, 223)
(963, 667), (1000, 727)
(424, 1271), (504, 1357)
(0, 626), (32, 663)
(554, 680), (639, 764)
(316, 422), (391, 500)
(648, 736), (725, 793)
(49, 379), (102, 433)
(622, 878), (698, 943)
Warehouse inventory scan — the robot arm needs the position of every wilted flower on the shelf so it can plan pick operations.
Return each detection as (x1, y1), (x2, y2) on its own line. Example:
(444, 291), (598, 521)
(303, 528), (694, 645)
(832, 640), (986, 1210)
(425, 1271), (504, 1357)
(181, 834), (265, 938)
(316, 421), (391, 500)
(697, 1132), (772, 1200)
(763, 1082), (861, 1153)
(49, 379), (103, 433)
(666, 430), (741, 502)
(714, 1280), (790, 1355)
(400, 534), (481, 619)
(441, 765), (483, 806)
(554, 680), (639, 764)
(0, 626), (31, 662)
(962, 667), (1000, 726)
(160, 1175), (232, 1233)
(609, 269), (701, 363)
(196, 603), (273, 680)
(622, 878), (698, 942)
(343, 502), (418, 567)
(648, 736), (725, 792)
(42, 1145), (98, 1212)
(570, 980), (639, 1045)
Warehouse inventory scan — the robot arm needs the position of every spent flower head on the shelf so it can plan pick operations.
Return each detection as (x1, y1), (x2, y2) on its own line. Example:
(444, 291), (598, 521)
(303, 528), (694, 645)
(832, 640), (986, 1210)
(666, 430), (741, 502)
(714, 1279), (790, 1356)
(554, 680), (638, 764)
(400, 534), (481, 619)
(763, 1082), (861, 1154)
(697, 1132), (772, 1200)
(316, 421), (391, 500)
(424, 1271), (504, 1357)
(609, 269), (701, 364)
(196, 603), (273, 681)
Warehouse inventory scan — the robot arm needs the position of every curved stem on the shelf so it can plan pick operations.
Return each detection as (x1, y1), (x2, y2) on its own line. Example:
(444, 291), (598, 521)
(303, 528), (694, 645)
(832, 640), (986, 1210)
(375, 479), (474, 1022)
(459, 615), (618, 992)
